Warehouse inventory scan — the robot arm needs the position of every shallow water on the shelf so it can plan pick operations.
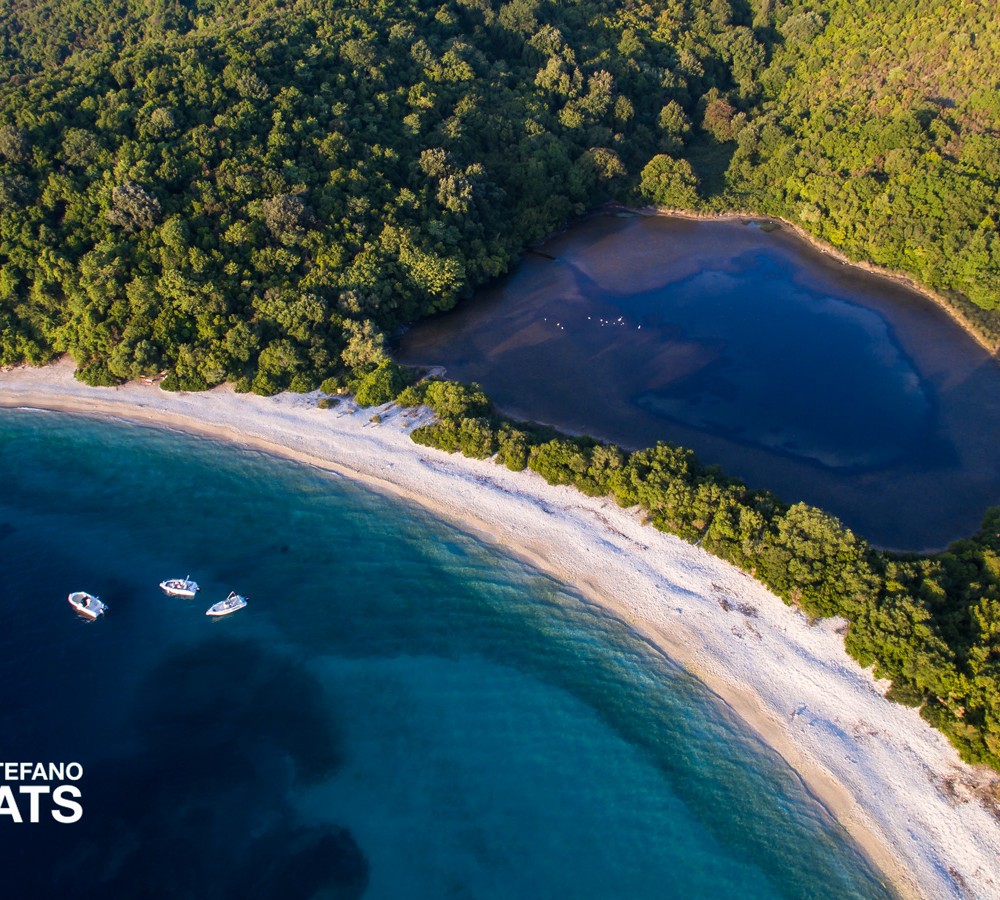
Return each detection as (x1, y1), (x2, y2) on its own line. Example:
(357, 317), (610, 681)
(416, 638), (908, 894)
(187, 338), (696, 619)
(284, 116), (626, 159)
(0, 409), (890, 898)
(398, 214), (1000, 550)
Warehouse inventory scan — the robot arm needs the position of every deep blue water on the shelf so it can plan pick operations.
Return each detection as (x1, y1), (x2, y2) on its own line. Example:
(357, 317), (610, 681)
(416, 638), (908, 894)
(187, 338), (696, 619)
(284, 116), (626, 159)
(398, 214), (1000, 550)
(0, 409), (891, 898)
(629, 254), (929, 470)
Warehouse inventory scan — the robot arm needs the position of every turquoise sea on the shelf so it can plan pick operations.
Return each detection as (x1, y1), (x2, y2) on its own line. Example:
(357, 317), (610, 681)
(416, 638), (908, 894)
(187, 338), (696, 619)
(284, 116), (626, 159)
(0, 409), (891, 898)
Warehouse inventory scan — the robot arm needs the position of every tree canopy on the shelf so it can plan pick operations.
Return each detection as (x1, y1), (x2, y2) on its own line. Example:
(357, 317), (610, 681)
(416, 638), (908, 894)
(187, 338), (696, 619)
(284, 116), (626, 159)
(3, 0), (997, 388)
(2, 0), (1000, 770)
(0, 0), (734, 387)
(408, 378), (1000, 771)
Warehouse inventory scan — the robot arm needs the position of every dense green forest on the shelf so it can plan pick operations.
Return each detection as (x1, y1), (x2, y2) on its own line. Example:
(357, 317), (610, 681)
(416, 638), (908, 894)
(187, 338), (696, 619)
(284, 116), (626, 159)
(0, 0), (737, 388)
(2, 0), (998, 389)
(2, 1), (1000, 767)
(401, 378), (1000, 770)
(719, 0), (1000, 340)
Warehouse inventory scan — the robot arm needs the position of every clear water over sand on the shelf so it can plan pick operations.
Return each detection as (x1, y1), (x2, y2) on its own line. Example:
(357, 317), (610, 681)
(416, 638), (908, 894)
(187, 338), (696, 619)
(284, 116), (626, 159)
(0, 409), (888, 898)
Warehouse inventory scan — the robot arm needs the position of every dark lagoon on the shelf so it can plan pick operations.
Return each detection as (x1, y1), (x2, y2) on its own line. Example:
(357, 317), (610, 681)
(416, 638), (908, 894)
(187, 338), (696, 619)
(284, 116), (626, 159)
(398, 213), (1000, 551)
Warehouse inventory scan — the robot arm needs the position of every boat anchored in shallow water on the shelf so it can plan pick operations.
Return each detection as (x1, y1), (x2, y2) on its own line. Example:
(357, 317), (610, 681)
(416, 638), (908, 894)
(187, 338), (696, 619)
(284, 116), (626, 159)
(68, 591), (107, 619)
(206, 591), (247, 617)
(159, 576), (200, 599)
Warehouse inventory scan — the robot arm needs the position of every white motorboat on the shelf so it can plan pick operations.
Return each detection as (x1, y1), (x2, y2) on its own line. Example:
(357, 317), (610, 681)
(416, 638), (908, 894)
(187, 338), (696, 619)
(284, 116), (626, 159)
(159, 576), (200, 599)
(68, 591), (107, 619)
(206, 591), (248, 617)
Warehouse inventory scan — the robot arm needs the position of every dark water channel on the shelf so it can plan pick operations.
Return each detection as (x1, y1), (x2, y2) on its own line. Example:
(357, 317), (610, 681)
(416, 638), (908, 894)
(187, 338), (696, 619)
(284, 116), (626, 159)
(398, 213), (1000, 551)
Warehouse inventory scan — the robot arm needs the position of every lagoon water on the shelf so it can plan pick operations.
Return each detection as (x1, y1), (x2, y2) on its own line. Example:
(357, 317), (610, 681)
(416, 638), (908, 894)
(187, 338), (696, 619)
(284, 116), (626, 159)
(0, 409), (890, 898)
(398, 214), (1000, 550)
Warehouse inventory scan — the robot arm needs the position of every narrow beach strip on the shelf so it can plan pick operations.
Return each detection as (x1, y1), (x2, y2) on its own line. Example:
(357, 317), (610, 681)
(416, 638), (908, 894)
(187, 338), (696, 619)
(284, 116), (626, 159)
(2, 358), (998, 898)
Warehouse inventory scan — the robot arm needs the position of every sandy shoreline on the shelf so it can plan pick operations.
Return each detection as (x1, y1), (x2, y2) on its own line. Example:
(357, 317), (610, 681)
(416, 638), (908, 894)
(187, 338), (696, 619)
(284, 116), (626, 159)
(3, 359), (1000, 898)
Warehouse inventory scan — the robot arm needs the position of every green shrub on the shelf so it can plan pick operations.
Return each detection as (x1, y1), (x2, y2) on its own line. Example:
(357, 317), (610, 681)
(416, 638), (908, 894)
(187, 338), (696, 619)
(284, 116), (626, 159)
(395, 383), (426, 408)
(496, 426), (531, 471)
(76, 361), (125, 387)
(411, 417), (497, 458)
(422, 380), (491, 418)
(354, 360), (407, 407)
(756, 503), (877, 619)
(320, 374), (350, 395)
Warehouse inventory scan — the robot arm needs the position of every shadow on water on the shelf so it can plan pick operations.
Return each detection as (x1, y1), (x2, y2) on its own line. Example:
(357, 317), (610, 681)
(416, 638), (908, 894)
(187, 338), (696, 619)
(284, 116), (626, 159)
(397, 213), (1000, 550)
(0, 412), (892, 898)
(259, 516), (890, 899)
(7, 639), (368, 900)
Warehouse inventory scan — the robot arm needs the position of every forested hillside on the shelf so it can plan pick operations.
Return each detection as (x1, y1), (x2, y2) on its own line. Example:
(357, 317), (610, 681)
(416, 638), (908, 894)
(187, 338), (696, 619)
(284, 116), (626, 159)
(3, 0), (996, 390)
(0, 0), (746, 389)
(0, 0), (282, 80)
(3, 0), (1000, 771)
(719, 0), (1000, 335)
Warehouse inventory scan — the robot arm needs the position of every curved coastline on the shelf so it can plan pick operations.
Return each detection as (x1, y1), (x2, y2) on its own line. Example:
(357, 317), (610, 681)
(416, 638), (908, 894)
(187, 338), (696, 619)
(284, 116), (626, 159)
(399, 209), (1000, 553)
(3, 359), (999, 898)
(635, 204), (1000, 356)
